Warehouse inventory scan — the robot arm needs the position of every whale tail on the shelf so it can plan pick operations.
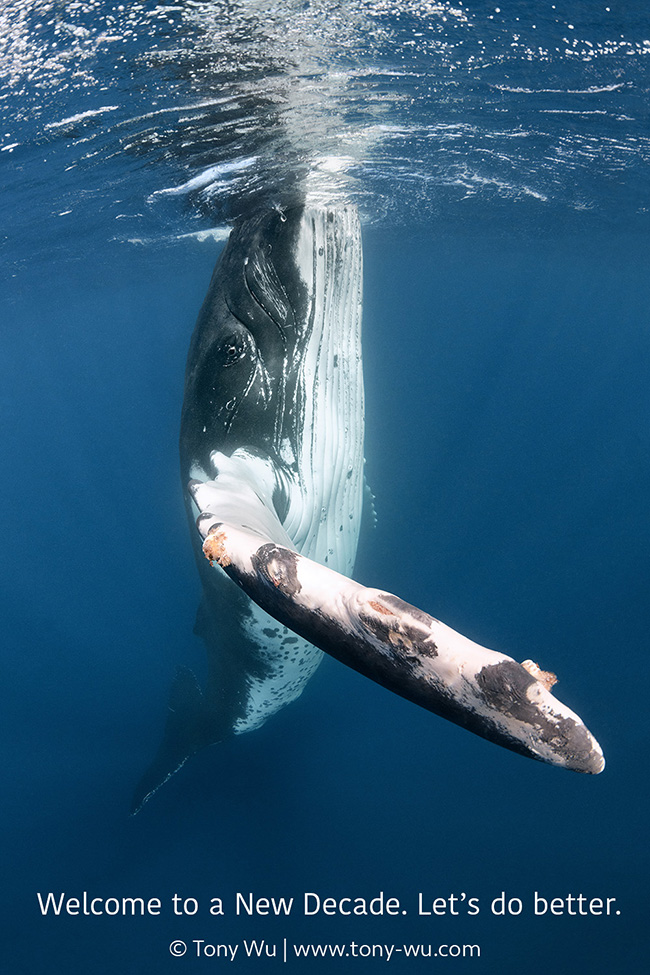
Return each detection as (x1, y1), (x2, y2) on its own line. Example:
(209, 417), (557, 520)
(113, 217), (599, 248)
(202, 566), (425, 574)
(131, 666), (221, 815)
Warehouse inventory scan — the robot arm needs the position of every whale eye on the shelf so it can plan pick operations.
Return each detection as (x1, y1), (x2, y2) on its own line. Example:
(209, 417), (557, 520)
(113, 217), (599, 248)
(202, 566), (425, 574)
(219, 333), (248, 366)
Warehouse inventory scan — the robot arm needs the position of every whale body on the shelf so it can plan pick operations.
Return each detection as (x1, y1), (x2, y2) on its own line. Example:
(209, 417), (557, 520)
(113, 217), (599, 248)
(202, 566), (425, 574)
(133, 205), (364, 811)
(134, 203), (603, 812)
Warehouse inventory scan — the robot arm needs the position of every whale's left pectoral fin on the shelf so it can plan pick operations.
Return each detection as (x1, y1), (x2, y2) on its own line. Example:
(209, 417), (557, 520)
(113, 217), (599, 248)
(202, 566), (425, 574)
(198, 518), (605, 775)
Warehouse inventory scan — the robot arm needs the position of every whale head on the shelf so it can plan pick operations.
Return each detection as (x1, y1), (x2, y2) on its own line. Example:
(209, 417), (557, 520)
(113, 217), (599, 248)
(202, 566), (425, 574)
(180, 204), (365, 572)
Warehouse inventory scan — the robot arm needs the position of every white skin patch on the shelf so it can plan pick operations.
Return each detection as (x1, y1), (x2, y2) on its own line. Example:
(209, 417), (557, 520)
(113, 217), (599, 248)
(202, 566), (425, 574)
(234, 602), (321, 734)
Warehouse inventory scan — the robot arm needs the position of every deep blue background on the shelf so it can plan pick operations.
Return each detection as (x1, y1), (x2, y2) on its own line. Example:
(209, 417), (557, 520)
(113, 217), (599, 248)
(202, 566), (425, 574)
(2, 216), (648, 971)
(2, 0), (650, 970)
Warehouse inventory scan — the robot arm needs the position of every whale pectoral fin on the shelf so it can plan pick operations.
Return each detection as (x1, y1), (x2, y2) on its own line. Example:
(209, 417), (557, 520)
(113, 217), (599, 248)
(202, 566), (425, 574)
(198, 519), (605, 775)
(131, 667), (222, 815)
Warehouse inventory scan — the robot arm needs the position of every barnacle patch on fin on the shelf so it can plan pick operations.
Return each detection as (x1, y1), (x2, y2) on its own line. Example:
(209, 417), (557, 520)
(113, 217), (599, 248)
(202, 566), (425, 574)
(521, 658), (558, 691)
(203, 528), (231, 567)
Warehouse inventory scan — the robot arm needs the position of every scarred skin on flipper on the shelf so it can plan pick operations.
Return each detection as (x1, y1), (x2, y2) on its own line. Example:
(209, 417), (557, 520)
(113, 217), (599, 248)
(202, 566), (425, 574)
(201, 521), (605, 776)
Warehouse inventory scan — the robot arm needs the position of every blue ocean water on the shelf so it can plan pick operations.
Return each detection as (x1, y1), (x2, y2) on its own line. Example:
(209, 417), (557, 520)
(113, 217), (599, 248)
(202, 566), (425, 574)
(2, 2), (649, 972)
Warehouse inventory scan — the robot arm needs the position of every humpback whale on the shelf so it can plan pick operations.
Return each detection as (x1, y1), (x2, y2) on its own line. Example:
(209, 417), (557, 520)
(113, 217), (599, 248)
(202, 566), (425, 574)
(134, 202), (603, 812)
(133, 204), (364, 811)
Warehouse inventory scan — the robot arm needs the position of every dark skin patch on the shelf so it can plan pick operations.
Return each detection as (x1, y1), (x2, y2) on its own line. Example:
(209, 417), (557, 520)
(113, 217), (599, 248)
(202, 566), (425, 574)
(252, 543), (302, 596)
(476, 660), (600, 771)
(359, 592), (438, 658)
(476, 661), (539, 722)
